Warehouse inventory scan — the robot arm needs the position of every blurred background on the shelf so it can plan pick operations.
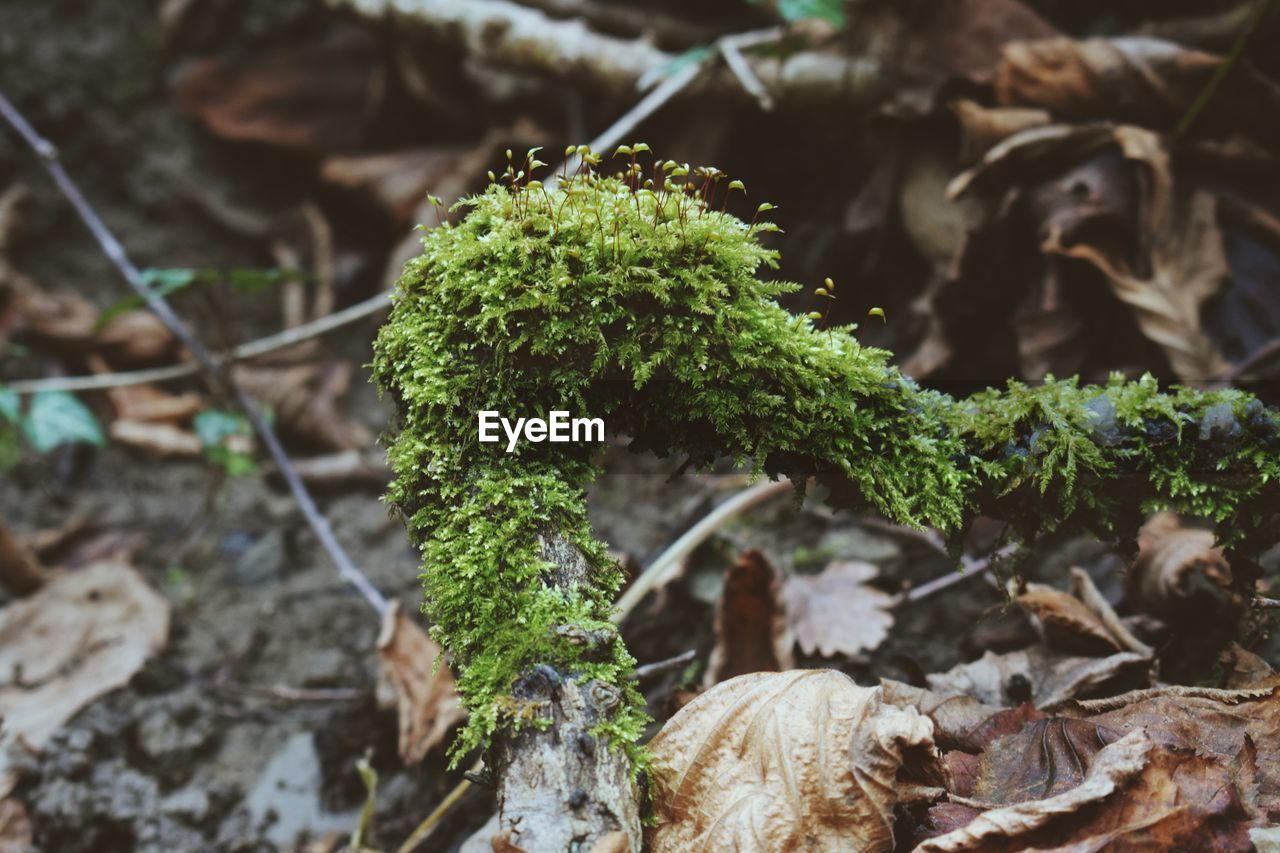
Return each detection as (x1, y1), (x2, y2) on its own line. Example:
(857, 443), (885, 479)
(1, 0), (1279, 849)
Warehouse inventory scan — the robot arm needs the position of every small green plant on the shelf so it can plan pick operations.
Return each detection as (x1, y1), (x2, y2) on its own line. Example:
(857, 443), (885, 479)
(0, 386), (105, 466)
(194, 409), (258, 475)
(373, 146), (1280, 772)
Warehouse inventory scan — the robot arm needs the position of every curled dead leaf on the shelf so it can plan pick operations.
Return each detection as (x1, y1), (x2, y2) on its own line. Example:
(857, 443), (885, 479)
(376, 601), (465, 764)
(1017, 583), (1119, 655)
(232, 359), (372, 451)
(1131, 512), (1237, 620)
(648, 670), (940, 853)
(782, 559), (894, 658)
(703, 550), (793, 686)
(927, 645), (1147, 709)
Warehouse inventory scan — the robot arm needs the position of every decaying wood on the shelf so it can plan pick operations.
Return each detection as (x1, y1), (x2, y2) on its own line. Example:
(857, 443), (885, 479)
(485, 531), (641, 852)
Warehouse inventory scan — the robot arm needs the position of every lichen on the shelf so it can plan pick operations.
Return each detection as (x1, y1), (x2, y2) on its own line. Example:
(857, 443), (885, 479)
(371, 148), (1280, 768)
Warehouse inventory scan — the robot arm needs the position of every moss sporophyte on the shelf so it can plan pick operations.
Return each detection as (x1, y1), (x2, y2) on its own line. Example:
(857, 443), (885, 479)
(371, 144), (1280, 769)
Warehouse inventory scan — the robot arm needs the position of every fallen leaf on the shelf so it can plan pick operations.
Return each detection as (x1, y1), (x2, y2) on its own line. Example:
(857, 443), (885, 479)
(1131, 512), (1237, 620)
(648, 670), (941, 853)
(1017, 583), (1120, 655)
(880, 679), (1022, 752)
(919, 730), (1259, 851)
(782, 559), (895, 658)
(173, 28), (385, 152)
(0, 523), (48, 596)
(703, 550), (794, 686)
(320, 146), (476, 225)
(376, 601), (464, 764)
(996, 36), (1280, 147)
(970, 716), (1119, 804)
(1060, 684), (1280, 818)
(1042, 127), (1231, 382)
(1221, 642), (1278, 690)
(927, 645), (1148, 709)
(0, 560), (169, 754)
(94, 310), (178, 366)
(108, 419), (203, 457)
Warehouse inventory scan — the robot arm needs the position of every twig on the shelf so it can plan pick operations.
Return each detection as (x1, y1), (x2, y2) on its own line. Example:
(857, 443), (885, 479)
(0, 90), (390, 617)
(5, 290), (394, 395)
(1176, 0), (1280, 136)
(613, 478), (794, 616)
(720, 37), (774, 111)
(905, 543), (1018, 603)
(1212, 337), (1280, 388)
(631, 649), (697, 681)
(1254, 596), (1280, 609)
(395, 775), (475, 853)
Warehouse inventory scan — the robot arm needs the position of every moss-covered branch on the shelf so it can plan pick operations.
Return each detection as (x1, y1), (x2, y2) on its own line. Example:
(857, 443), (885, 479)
(371, 149), (1280, 774)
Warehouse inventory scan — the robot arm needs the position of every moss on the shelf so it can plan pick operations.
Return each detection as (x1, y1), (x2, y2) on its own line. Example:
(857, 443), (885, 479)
(372, 150), (1280, 769)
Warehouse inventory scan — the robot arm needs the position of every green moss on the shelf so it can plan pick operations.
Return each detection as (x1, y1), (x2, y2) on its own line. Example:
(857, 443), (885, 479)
(372, 150), (1280, 769)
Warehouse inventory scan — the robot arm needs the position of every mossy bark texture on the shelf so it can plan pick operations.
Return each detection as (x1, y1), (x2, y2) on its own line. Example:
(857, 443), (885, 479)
(372, 158), (1280, 848)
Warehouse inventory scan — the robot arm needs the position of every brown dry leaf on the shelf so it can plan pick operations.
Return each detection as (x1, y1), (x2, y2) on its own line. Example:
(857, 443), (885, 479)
(703, 550), (794, 687)
(232, 359), (372, 451)
(919, 730), (1260, 851)
(94, 310), (178, 366)
(949, 99), (1051, 162)
(1221, 643), (1279, 690)
(996, 36), (1280, 146)
(927, 645), (1147, 709)
(0, 798), (31, 853)
(1017, 583), (1119, 655)
(173, 29), (384, 152)
(782, 560), (895, 658)
(1060, 684), (1280, 818)
(0, 523), (49, 596)
(1131, 512), (1237, 620)
(0, 560), (169, 753)
(1042, 126), (1230, 381)
(970, 717), (1119, 804)
(648, 670), (941, 853)
(376, 601), (464, 764)
(880, 680), (1019, 751)
(108, 419), (203, 457)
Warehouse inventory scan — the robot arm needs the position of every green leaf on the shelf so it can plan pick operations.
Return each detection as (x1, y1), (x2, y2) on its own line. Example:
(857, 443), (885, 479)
(22, 390), (105, 452)
(194, 409), (244, 448)
(760, 0), (847, 27)
(0, 386), (18, 423)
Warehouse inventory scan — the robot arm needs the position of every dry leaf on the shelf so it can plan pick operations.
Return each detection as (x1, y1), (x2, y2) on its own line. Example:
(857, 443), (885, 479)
(0, 524), (48, 596)
(648, 670), (940, 853)
(880, 680), (1017, 752)
(108, 419), (203, 457)
(0, 560), (169, 753)
(94, 310), (177, 366)
(1131, 512), (1237, 620)
(1060, 684), (1280, 818)
(703, 550), (794, 686)
(1042, 127), (1230, 381)
(1017, 583), (1119, 655)
(970, 717), (1119, 804)
(376, 601), (464, 764)
(996, 36), (1280, 146)
(173, 29), (384, 152)
(1221, 643), (1278, 690)
(782, 560), (895, 658)
(919, 730), (1259, 851)
(927, 645), (1147, 709)
(917, 730), (1153, 850)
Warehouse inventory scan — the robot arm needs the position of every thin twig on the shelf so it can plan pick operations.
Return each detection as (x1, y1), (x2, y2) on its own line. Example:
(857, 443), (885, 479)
(720, 36), (774, 111)
(905, 543), (1019, 603)
(1176, 0), (1279, 136)
(395, 774), (475, 853)
(5, 290), (393, 395)
(0, 90), (389, 617)
(613, 478), (794, 616)
(631, 649), (697, 681)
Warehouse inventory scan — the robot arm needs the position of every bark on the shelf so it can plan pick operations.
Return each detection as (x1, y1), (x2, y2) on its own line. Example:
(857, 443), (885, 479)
(484, 531), (641, 852)
(341, 0), (886, 107)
